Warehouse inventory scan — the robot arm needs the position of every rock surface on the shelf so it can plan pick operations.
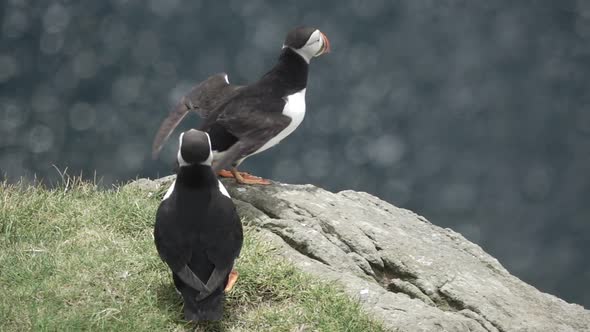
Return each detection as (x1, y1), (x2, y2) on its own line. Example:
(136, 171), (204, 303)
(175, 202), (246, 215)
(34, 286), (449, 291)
(129, 176), (590, 332)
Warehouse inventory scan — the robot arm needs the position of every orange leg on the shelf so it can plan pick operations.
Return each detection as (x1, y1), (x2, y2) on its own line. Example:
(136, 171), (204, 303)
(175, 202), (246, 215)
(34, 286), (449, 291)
(217, 168), (271, 185)
(217, 169), (234, 178)
(224, 270), (239, 293)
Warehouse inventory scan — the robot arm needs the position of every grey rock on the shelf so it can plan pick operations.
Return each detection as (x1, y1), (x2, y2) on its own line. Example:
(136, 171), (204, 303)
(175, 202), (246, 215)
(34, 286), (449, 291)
(125, 175), (175, 192)
(129, 177), (590, 332)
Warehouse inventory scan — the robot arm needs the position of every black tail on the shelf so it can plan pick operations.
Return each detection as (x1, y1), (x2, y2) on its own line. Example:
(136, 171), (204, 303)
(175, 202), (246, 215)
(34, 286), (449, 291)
(173, 272), (226, 321)
(182, 289), (225, 321)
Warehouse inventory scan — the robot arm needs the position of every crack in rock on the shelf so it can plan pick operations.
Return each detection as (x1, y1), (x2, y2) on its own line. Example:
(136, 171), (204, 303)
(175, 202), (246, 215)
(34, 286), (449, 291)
(269, 228), (331, 267)
(437, 283), (506, 332)
(459, 309), (500, 332)
(387, 278), (436, 306)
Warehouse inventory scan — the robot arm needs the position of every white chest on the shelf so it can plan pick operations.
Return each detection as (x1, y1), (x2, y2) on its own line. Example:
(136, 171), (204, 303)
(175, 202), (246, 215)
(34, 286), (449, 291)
(253, 88), (306, 155)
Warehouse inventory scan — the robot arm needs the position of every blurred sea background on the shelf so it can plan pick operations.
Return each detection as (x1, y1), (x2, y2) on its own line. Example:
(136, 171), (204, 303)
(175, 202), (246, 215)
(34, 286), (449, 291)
(1, 0), (589, 308)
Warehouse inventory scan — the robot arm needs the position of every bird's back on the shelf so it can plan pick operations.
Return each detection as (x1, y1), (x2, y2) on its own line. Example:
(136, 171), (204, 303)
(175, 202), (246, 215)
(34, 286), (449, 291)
(154, 170), (243, 320)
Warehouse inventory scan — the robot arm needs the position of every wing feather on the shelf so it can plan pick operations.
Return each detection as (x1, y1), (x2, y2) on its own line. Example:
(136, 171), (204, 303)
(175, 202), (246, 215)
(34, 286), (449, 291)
(211, 111), (291, 171)
(151, 73), (242, 159)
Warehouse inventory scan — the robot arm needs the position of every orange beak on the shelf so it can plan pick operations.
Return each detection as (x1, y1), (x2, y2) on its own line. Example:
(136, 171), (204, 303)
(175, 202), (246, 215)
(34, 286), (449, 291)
(320, 32), (331, 55)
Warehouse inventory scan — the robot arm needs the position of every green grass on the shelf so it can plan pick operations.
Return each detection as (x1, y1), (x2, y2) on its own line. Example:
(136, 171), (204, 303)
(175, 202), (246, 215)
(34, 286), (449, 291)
(0, 178), (385, 332)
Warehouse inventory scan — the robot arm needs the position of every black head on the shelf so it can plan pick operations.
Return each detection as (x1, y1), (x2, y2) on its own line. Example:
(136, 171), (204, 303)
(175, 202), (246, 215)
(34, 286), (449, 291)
(283, 26), (331, 62)
(177, 129), (212, 166)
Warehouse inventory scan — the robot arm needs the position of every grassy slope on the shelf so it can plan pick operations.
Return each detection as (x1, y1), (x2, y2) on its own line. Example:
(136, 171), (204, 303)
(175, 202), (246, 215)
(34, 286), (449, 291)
(0, 179), (385, 332)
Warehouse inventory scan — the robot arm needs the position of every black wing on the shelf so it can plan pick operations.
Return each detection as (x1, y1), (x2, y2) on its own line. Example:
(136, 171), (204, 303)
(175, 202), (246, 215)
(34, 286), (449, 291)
(193, 194), (243, 300)
(152, 73), (242, 159)
(211, 108), (292, 171)
(154, 191), (243, 298)
(154, 199), (209, 292)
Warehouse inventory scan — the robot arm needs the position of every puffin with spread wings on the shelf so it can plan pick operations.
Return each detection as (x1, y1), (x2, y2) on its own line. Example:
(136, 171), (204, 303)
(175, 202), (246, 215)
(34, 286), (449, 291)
(152, 26), (331, 184)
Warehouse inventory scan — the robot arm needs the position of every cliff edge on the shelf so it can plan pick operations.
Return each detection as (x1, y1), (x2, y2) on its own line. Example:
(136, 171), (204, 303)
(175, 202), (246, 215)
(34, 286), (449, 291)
(129, 176), (590, 332)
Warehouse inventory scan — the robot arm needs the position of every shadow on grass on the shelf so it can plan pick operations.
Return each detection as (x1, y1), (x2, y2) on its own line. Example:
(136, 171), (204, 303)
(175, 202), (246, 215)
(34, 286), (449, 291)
(155, 281), (240, 332)
(155, 282), (183, 319)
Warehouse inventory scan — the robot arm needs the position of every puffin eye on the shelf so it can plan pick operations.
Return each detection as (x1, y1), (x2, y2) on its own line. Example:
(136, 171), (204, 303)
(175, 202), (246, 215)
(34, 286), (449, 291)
(308, 39), (320, 46)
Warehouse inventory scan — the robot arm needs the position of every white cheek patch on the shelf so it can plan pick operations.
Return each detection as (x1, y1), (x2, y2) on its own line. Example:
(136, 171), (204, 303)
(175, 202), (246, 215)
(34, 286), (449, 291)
(306, 30), (322, 47)
(200, 133), (213, 166)
(317, 33), (324, 52)
(177, 132), (190, 167)
(292, 30), (322, 63)
(309, 34), (323, 56)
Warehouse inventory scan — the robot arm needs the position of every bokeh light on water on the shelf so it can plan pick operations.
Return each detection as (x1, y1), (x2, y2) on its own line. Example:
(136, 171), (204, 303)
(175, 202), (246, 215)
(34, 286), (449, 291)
(0, 0), (589, 308)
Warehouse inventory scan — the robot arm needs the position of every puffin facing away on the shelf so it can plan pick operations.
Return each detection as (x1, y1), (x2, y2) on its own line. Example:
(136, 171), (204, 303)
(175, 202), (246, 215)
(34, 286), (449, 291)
(152, 26), (331, 184)
(154, 129), (243, 321)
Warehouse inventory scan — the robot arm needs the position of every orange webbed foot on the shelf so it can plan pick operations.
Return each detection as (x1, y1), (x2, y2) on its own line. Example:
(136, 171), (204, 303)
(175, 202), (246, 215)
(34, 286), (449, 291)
(217, 168), (271, 185)
(217, 169), (234, 178)
(224, 270), (239, 293)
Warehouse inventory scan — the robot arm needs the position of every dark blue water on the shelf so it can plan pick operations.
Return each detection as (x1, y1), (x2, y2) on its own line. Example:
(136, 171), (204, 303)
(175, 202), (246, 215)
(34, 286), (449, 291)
(1, 0), (588, 307)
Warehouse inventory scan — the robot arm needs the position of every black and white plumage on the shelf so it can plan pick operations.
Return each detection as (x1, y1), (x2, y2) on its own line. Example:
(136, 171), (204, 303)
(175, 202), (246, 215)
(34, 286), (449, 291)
(152, 26), (331, 184)
(154, 129), (243, 321)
